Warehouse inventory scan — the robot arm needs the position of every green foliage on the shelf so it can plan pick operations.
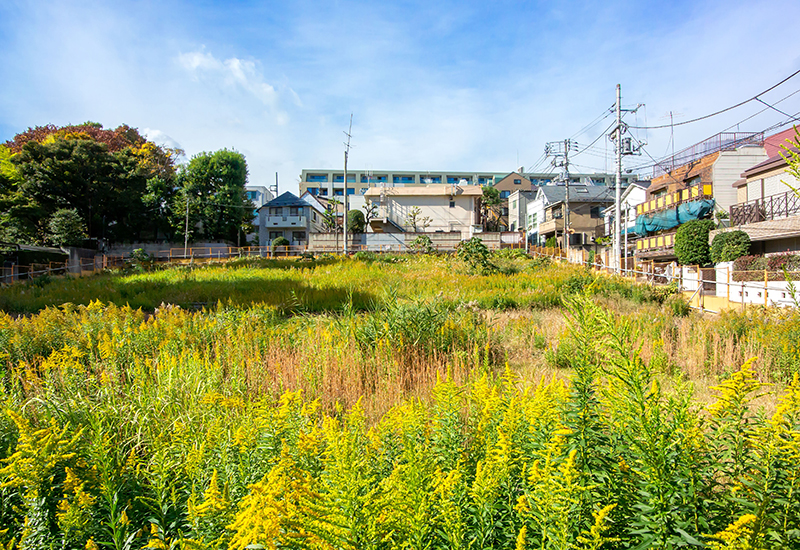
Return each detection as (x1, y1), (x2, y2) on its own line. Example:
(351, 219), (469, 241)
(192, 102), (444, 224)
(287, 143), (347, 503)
(346, 209), (365, 233)
(544, 236), (558, 249)
(455, 237), (498, 274)
(271, 236), (290, 249)
(175, 149), (251, 243)
(674, 219), (715, 266)
(47, 208), (86, 247)
(321, 199), (341, 232)
(2, 124), (180, 244)
(710, 230), (751, 263)
(405, 206), (431, 232)
(409, 234), (435, 254)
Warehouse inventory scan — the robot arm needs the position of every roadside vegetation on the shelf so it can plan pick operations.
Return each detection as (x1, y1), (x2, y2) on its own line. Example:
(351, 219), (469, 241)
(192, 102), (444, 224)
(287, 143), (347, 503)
(1, 253), (799, 548)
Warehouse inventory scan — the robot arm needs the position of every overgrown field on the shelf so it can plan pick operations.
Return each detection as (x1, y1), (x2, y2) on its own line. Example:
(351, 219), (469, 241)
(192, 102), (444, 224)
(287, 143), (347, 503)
(1, 254), (800, 549)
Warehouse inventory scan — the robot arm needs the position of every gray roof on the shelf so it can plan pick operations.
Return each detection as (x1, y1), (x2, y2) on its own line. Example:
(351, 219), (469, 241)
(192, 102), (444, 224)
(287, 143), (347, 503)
(264, 191), (307, 208)
(538, 185), (617, 205)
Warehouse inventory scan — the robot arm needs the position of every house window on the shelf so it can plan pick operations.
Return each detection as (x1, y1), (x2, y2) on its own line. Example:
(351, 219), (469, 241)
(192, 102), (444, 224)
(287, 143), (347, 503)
(347, 188), (355, 195)
(307, 174), (328, 182)
(269, 231), (283, 240)
(312, 211), (317, 221)
(393, 175), (415, 184)
(292, 231), (306, 242)
(269, 207), (281, 216)
(449, 200), (455, 208)
(501, 207), (509, 216)
(514, 179), (521, 185)
(333, 174), (356, 183)
(319, 188), (328, 196)
(511, 200), (517, 210)
(500, 190), (511, 199)
(334, 189), (344, 196)
(686, 176), (701, 187)
(590, 206), (601, 218)
(307, 187), (318, 196)
(290, 206), (300, 217)
(246, 191), (258, 200)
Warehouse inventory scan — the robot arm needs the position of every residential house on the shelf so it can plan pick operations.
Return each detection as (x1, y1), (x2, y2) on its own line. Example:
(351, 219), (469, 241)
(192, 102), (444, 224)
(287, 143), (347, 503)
(634, 131), (771, 261)
(244, 185), (274, 242)
(258, 192), (325, 247)
(535, 186), (615, 248)
(722, 138), (800, 255)
(601, 181), (651, 257)
(508, 189), (534, 232)
(493, 170), (638, 229)
(363, 184), (483, 238)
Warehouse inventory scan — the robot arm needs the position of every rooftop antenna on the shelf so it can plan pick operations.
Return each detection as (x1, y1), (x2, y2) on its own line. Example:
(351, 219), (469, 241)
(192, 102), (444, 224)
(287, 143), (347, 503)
(343, 113), (353, 256)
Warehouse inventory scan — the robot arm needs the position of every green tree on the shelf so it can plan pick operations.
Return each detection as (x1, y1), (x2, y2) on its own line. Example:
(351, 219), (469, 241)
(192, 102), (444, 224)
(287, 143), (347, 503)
(174, 149), (251, 243)
(47, 209), (87, 247)
(674, 219), (716, 266)
(405, 206), (431, 232)
(321, 198), (342, 232)
(347, 209), (366, 233)
(710, 230), (751, 263)
(545, 235), (559, 249)
(481, 186), (501, 231)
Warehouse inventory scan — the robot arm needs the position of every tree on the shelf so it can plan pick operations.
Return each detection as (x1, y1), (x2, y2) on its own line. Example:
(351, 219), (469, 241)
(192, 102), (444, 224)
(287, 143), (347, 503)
(674, 219), (716, 266)
(321, 198), (341, 232)
(362, 202), (379, 225)
(272, 236), (290, 250)
(405, 206), (431, 232)
(481, 186), (501, 231)
(48, 209), (87, 247)
(545, 236), (559, 249)
(710, 230), (751, 263)
(3, 123), (180, 244)
(174, 149), (251, 243)
(347, 209), (366, 233)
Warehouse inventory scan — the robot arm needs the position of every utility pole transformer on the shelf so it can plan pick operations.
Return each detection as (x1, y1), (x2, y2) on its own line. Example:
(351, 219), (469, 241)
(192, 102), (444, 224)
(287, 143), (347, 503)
(544, 139), (576, 257)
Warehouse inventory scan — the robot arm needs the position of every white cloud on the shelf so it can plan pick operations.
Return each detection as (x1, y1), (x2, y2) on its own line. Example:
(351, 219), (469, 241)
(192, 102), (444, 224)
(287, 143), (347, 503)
(177, 49), (279, 108)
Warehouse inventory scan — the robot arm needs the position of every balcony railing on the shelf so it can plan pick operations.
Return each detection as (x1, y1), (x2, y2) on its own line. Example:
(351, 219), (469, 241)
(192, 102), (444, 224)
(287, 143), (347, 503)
(637, 184), (713, 216)
(730, 189), (800, 226)
(636, 231), (677, 253)
(653, 132), (764, 178)
(538, 218), (564, 235)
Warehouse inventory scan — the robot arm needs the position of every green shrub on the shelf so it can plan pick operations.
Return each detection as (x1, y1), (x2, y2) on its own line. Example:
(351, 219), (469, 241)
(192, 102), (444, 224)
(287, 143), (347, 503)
(347, 209), (366, 233)
(409, 235), (435, 254)
(271, 236), (290, 249)
(710, 230), (750, 263)
(455, 237), (497, 274)
(674, 219), (715, 265)
(544, 236), (558, 249)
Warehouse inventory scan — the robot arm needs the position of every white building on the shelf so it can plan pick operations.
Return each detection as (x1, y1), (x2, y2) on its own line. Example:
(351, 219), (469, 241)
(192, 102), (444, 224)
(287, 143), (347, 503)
(363, 184), (483, 238)
(258, 192), (325, 247)
(245, 185), (274, 242)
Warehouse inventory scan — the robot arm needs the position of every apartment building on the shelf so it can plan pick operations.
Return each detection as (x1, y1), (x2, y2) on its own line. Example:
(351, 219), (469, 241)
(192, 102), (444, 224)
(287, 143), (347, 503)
(634, 131), (770, 261)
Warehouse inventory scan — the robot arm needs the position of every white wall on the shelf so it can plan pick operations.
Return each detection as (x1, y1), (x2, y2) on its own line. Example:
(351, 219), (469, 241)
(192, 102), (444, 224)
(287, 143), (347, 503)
(713, 147), (768, 212)
(384, 195), (476, 234)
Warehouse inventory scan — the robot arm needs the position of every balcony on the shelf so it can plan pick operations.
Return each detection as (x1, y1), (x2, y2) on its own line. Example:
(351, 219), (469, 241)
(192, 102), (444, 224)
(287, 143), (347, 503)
(635, 231), (676, 254)
(637, 184), (713, 216)
(730, 189), (800, 226)
(266, 216), (308, 227)
(538, 218), (564, 235)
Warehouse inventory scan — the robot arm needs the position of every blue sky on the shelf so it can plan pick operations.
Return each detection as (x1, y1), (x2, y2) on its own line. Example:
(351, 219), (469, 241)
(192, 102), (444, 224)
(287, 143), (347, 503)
(2, 0), (799, 192)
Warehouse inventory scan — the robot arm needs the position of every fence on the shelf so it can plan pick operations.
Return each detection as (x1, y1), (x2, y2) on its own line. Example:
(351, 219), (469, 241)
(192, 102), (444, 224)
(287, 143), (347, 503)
(1, 255), (126, 285)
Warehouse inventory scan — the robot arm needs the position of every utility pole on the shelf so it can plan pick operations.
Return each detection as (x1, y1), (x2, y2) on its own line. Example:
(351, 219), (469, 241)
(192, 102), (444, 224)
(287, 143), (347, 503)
(184, 192), (190, 258)
(343, 114), (353, 255)
(544, 139), (576, 257)
(614, 84), (622, 274)
(609, 87), (645, 274)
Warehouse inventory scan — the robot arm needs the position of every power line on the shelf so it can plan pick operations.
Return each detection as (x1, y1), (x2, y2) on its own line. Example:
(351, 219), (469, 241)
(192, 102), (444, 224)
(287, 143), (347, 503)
(628, 67), (800, 129)
(571, 120), (617, 160)
(755, 97), (800, 123)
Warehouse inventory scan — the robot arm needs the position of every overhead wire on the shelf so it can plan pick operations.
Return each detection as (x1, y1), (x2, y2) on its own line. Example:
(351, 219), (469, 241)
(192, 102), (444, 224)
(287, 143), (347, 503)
(628, 67), (800, 130)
